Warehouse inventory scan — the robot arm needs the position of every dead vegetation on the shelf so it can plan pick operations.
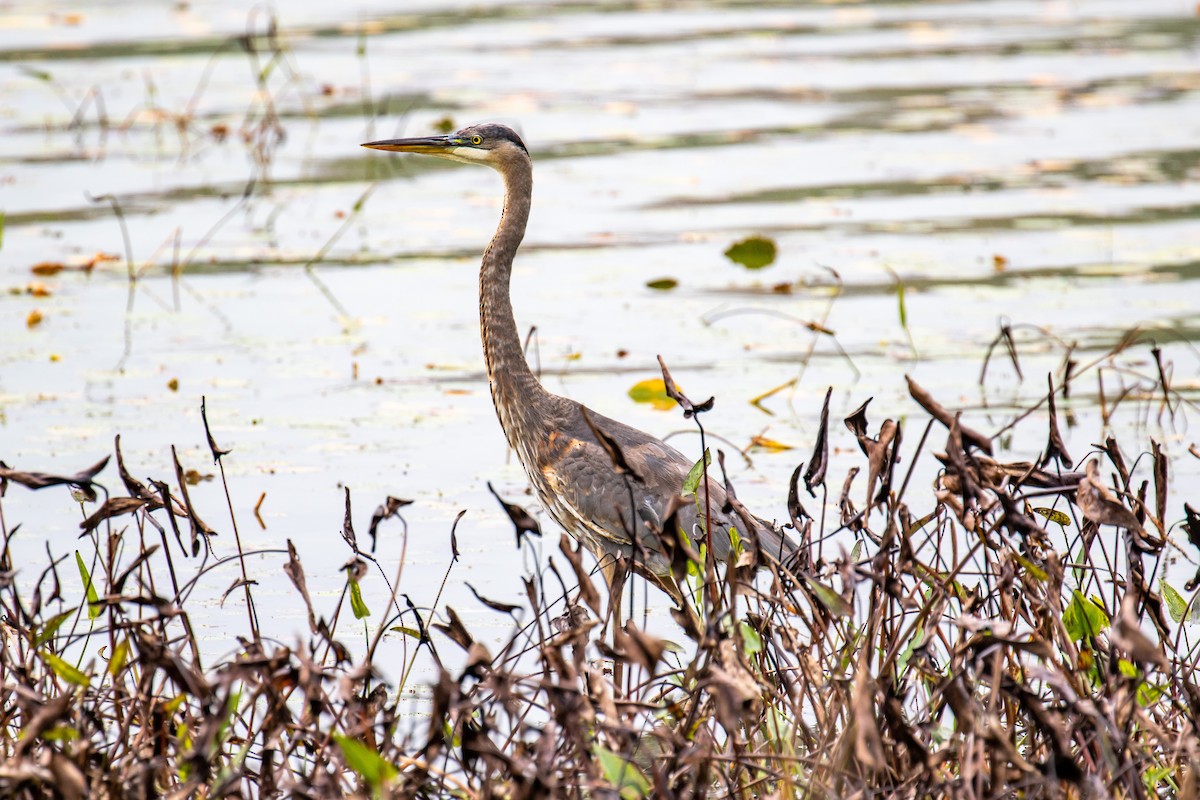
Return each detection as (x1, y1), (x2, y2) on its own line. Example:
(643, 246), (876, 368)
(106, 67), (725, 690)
(2, 337), (1200, 799)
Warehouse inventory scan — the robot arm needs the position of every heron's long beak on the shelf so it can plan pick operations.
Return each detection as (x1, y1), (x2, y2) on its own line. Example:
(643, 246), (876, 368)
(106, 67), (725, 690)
(361, 135), (465, 153)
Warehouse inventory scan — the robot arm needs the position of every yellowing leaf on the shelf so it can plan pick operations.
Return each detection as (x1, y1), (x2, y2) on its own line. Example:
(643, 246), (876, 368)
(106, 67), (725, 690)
(349, 578), (370, 619)
(26, 309), (44, 328)
(628, 378), (674, 411)
(75, 551), (101, 620)
(1030, 506), (1071, 527)
(724, 236), (777, 270)
(749, 435), (793, 452)
(108, 639), (130, 675)
(40, 651), (90, 687)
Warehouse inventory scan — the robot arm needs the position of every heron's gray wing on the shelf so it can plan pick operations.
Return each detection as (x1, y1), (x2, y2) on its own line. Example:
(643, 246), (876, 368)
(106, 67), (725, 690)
(536, 430), (679, 579)
(540, 401), (798, 576)
(560, 404), (800, 569)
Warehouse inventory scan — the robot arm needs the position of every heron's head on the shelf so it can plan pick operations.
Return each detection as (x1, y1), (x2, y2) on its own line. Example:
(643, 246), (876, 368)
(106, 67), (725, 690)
(361, 123), (528, 170)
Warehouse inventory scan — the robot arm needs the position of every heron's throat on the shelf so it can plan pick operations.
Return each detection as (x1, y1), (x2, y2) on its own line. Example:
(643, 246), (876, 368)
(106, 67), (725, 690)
(479, 156), (547, 452)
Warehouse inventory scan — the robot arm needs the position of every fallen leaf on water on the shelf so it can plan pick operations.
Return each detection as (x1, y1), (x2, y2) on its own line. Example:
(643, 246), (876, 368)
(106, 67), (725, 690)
(628, 378), (675, 411)
(646, 277), (678, 291)
(27, 310), (44, 328)
(166, 378), (179, 392)
(749, 435), (794, 452)
(993, 254), (1008, 271)
(31, 262), (64, 276)
(724, 236), (777, 270)
(184, 469), (213, 485)
(26, 283), (52, 297)
(81, 253), (119, 271)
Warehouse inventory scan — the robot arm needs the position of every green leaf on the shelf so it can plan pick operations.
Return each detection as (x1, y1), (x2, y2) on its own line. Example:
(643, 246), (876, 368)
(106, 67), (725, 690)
(723, 236), (777, 270)
(593, 745), (651, 798)
(1137, 680), (1168, 708)
(739, 621), (763, 656)
(334, 735), (398, 790)
(40, 651), (90, 687)
(34, 607), (78, 647)
(850, 539), (863, 564)
(1063, 590), (1110, 642)
(645, 277), (678, 291)
(18, 65), (54, 82)
(40, 725), (79, 743)
(75, 552), (101, 620)
(896, 625), (923, 677)
(627, 378), (674, 410)
(1159, 579), (1200, 624)
(1015, 554), (1048, 583)
(349, 579), (370, 620)
(802, 576), (851, 618)
(682, 450), (711, 496)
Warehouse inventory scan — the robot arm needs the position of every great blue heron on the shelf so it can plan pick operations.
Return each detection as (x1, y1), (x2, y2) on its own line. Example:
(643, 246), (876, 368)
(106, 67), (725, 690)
(363, 123), (797, 618)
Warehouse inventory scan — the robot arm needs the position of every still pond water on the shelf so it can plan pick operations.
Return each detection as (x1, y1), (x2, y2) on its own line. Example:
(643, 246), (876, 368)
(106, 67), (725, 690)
(2, 0), (1199, 679)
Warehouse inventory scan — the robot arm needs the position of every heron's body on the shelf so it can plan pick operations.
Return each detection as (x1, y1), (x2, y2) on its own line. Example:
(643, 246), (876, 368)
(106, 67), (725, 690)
(365, 124), (795, 603)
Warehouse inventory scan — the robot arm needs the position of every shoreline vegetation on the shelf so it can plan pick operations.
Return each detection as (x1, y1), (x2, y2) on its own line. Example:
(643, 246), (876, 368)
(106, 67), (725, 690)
(3, 341), (1199, 798)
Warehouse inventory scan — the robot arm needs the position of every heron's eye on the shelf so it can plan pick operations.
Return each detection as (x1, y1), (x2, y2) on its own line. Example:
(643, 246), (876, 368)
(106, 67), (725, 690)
(471, 135), (483, 145)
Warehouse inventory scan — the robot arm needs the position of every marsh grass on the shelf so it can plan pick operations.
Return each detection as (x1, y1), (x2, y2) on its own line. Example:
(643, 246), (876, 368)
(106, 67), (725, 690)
(2, 335), (1199, 799)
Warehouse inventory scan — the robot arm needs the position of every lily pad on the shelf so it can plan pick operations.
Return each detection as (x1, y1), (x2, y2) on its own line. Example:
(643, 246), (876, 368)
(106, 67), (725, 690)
(724, 236), (777, 270)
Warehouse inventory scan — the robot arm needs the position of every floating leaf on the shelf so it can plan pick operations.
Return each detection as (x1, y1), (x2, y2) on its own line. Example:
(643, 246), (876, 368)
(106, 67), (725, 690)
(26, 309), (44, 328)
(749, 435), (793, 452)
(593, 745), (651, 798)
(723, 236), (777, 270)
(645, 277), (678, 291)
(334, 735), (398, 790)
(30, 262), (64, 275)
(627, 378), (674, 411)
(349, 578), (370, 619)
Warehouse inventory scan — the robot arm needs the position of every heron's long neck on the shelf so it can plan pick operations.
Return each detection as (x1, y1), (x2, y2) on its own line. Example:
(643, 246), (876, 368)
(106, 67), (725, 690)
(481, 156), (549, 453)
